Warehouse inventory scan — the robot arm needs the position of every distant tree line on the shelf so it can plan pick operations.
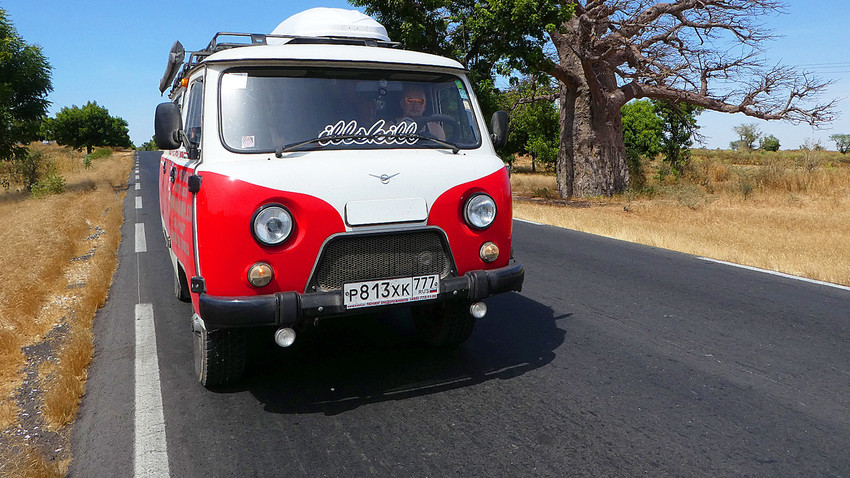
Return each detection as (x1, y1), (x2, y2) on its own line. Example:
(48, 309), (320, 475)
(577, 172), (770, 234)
(729, 123), (780, 152)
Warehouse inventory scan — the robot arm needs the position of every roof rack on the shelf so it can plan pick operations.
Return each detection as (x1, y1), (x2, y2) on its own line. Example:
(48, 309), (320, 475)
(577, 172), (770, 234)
(162, 32), (400, 96)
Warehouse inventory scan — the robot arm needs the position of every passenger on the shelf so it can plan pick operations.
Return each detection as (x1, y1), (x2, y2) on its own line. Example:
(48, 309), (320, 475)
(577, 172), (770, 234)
(399, 85), (446, 141)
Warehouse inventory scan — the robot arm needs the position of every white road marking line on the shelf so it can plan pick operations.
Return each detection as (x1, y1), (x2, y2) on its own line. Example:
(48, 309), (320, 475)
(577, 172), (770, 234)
(134, 303), (170, 477)
(135, 174), (140, 180)
(135, 183), (140, 190)
(135, 223), (147, 253)
(135, 196), (142, 209)
(698, 257), (850, 292)
(514, 218), (544, 226)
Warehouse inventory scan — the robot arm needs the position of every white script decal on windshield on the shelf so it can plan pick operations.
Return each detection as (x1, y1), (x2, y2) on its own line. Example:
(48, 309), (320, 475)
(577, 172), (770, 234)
(318, 119), (420, 146)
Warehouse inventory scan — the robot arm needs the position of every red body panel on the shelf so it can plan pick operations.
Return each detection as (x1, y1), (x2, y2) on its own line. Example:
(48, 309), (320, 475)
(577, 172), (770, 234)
(160, 163), (513, 308)
(428, 167), (512, 274)
(194, 171), (346, 297)
(160, 157), (196, 277)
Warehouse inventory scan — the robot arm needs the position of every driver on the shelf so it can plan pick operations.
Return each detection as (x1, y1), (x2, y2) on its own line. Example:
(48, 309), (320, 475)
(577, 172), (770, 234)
(399, 85), (446, 141)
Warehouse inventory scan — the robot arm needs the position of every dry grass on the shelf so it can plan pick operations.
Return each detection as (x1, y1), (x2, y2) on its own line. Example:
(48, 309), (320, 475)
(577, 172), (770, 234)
(510, 172), (558, 198)
(0, 143), (131, 477)
(512, 149), (850, 287)
(1, 447), (66, 478)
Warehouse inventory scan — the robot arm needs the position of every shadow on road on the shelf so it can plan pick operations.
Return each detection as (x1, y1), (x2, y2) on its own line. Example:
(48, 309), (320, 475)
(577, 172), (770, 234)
(233, 293), (567, 415)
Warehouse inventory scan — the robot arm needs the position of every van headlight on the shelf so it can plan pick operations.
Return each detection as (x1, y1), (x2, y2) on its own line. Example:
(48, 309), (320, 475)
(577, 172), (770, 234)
(464, 193), (496, 229)
(252, 205), (293, 245)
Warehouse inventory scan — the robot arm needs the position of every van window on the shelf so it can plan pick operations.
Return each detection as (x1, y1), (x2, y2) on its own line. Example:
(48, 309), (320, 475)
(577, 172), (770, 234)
(184, 80), (204, 144)
(219, 67), (481, 153)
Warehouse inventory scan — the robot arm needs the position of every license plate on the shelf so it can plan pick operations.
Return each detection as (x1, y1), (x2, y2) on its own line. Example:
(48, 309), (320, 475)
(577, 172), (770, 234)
(343, 274), (440, 309)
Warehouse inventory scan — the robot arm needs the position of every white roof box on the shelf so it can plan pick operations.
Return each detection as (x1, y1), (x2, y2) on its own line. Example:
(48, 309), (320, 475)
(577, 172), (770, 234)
(272, 8), (391, 42)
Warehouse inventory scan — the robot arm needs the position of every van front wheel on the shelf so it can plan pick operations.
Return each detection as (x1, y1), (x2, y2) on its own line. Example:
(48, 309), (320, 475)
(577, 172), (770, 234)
(412, 302), (475, 347)
(193, 325), (246, 388)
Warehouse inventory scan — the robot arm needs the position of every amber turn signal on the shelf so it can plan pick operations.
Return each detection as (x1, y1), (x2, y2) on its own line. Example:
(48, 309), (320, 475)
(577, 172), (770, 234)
(247, 262), (274, 287)
(479, 242), (499, 263)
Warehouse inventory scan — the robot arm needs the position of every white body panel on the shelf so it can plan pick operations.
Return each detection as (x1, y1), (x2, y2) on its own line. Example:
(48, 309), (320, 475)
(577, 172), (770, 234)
(193, 64), (501, 230)
(204, 43), (464, 71)
(197, 148), (504, 230)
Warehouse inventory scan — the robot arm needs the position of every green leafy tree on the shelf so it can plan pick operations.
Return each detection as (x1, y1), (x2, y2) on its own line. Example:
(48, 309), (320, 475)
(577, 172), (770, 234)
(830, 134), (850, 154)
(138, 135), (159, 151)
(622, 100), (662, 160)
(655, 101), (702, 173)
(0, 9), (52, 162)
(621, 100), (662, 186)
(501, 76), (559, 172)
(349, 0), (571, 132)
(52, 101), (132, 154)
(760, 134), (780, 151)
(731, 123), (761, 151)
(38, 116), (54, 141)
(353, 1), (835, 198)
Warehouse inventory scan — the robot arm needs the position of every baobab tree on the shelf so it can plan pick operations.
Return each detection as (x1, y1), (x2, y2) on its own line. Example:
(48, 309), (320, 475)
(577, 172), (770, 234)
(352, 0), (836, 197)
(544, 0), (834, 197)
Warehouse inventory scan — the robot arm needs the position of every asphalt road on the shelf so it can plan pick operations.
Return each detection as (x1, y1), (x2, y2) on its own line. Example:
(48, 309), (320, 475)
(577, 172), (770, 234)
(70, 151), (850, 477)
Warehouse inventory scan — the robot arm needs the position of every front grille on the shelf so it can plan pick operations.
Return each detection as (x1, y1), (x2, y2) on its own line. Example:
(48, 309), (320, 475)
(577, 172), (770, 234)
(310, 231), (453, 291)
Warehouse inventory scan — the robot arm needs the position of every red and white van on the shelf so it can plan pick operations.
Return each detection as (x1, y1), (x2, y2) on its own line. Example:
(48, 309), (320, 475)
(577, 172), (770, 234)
(154, 8), (524, 387)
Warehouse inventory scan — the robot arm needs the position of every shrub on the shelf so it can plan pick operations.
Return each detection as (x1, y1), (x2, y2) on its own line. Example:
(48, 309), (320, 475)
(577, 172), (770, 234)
(673, 184), (712, 210)
(534, 187), (557, 199)
(753, 158), (788, 190)
(760, 135), (780, 151)
(30, 170), (65, 197)
(2, 149), (54, 192)
(90, 148), (112, 160)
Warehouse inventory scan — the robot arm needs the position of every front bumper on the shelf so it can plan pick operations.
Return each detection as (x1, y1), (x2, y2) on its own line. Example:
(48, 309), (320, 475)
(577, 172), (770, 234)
(198, 260), (524, 329)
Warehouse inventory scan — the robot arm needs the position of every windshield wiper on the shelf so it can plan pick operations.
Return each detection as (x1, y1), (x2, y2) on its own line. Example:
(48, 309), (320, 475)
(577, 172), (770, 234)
(403, 133), (460, 154)
(275, 135), (362, 157)
(274, 133), (459, 157)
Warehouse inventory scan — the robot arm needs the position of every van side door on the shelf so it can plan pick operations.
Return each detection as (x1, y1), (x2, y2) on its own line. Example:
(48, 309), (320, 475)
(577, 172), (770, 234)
(164, 79), (203, 274)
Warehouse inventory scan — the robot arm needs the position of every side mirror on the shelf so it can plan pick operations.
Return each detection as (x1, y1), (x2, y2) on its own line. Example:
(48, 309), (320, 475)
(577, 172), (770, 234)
(490, 110), (509, 150)
(154, 102), (182, 150)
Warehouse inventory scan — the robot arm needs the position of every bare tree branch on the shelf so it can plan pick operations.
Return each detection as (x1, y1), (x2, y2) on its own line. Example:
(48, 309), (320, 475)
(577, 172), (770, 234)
(550, 0), (835, 125)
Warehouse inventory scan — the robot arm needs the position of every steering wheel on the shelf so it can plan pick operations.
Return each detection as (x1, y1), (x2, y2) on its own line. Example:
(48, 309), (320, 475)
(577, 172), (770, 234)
(416, 114), (461, 141)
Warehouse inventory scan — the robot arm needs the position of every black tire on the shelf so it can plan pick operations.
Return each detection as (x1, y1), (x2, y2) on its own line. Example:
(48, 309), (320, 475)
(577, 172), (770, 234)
(174, 265), (191, 302)
(193, 325), (247, 388)
(412, 301), (475, 347)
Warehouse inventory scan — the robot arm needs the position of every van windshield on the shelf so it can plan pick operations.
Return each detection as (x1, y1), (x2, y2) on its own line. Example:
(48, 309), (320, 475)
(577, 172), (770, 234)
(219, 67), (482, 153)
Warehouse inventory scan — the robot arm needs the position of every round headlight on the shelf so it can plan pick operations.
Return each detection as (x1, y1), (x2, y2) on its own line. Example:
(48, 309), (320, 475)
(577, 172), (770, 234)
(253, 205), (293, 245)
(464, 194), (497, 229)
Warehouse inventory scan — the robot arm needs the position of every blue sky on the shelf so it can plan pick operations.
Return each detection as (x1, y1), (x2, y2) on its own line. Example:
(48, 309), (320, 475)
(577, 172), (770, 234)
(3, 1), (848, 150)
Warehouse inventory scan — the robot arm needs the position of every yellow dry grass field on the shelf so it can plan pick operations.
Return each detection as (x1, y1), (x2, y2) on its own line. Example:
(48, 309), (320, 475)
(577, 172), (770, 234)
(0, 143), (132, 476)
(511, 150), (850, 287)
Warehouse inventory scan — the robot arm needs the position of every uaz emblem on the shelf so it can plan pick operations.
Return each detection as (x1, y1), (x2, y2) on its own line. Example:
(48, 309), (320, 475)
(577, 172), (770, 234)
(369, 173), (399, 184)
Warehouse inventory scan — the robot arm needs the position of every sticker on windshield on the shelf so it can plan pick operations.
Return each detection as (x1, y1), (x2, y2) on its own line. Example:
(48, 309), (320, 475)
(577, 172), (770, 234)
(241, 136), (255, 148)
(317, 119), (420, 146)
(456, 80), (469, 100)
(222, 73), (248, 90)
